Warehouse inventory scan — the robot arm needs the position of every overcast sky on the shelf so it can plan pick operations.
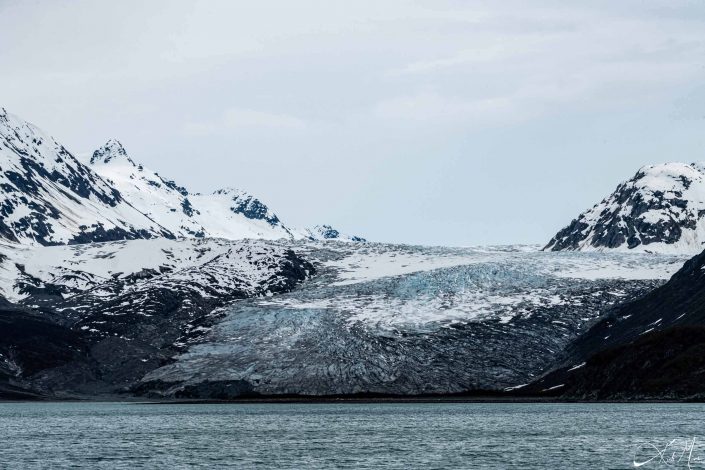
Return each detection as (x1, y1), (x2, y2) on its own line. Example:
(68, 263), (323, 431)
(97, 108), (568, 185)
(2, 0), (705, 246)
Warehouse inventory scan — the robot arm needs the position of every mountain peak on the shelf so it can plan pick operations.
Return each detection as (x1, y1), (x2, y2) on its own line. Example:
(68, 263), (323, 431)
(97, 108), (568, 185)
(291, 224), (366, 242)
(546, 161), (705, 254)
(90, 139), (136, 166)
(210, 188), (282, 226)
(212, 187), (248, 197)
(0, 109), (172, 245)
(313, 224), (341, 239)
(0, 107), (365, 245)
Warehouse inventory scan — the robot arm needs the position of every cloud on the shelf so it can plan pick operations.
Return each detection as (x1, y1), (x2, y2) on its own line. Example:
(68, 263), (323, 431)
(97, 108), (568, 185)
(373, 6), (705, 128)
(386, 40), (544, 77)
(374, 91), (523, 126)
(184, 108), (307, 135)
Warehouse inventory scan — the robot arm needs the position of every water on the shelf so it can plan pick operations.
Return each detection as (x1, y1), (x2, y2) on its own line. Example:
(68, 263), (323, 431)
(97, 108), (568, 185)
(1, 402), (703, 469)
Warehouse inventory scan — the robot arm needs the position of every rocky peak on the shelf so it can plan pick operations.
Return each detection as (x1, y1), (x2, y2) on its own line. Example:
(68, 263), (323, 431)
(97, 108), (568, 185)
(295, 224), (367, 242)
(90, 139), (136, 166)
(0, 108), (172, 245)
(545, 162), (705, 254)
(213, 188), (282, 226)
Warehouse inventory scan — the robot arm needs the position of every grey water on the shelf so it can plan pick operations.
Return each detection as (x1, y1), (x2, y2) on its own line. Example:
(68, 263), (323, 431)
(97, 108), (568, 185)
(1, 402), (703, 469)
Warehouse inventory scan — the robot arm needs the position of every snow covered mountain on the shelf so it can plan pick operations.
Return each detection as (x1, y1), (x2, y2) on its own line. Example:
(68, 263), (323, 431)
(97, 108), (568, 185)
(545, 163), (705, 254)
(0, 108), (173, 246)
(88, 140), (294, 240)
(88, 139), (365, 242)
(0, 237), (314, 397)
(291, 224), (366, 242)
(0, 106), (364, 246)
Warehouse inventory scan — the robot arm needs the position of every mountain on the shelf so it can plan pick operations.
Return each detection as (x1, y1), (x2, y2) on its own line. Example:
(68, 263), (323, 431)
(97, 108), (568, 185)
(0, 108), (173, 246)
(14, 105), (700, 401)
(528, 247), (705, 399)
(0, 237), (313, 398)
(88, 140), (293, 240)
(0, 105), (364, 246)
(291, 224), (366, 242)
(545, 163), (705, 254)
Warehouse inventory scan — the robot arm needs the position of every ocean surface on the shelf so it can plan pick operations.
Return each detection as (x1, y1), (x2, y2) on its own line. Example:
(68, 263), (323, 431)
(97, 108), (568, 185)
(1, 402), (703, 469)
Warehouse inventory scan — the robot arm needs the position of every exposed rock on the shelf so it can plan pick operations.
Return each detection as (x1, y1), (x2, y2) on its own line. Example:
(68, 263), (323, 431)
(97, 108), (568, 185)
(546, 163), (705, 254)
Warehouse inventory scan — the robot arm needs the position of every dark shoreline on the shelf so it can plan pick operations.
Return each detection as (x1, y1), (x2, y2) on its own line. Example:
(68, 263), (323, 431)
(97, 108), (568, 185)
(2, 392), (702, 405)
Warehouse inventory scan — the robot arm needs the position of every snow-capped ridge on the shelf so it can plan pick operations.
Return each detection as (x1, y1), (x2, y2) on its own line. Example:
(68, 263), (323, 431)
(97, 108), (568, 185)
(0, 107), (365, 246)
(85, 140), (366, 242)
(293, 224), (367, 242)
(86, 141), (294, 240)
(90, 139), (136, 166)
(0, 109), (172, 245)
(211, 187), (246, 196)
(209, 188), (282, 227)
(546, 161), (705, 254)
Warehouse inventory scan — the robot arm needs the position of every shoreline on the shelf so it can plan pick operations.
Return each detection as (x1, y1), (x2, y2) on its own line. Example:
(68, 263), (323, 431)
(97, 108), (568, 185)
(1, 394), (701, 405)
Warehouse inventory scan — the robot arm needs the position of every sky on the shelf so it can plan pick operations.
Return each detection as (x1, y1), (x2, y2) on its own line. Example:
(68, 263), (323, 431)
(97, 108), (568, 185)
(2, 0), (705, 246)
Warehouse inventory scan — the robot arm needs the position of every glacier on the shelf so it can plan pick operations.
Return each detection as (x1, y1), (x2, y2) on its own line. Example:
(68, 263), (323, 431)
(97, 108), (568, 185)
(137, 243), (687, 398)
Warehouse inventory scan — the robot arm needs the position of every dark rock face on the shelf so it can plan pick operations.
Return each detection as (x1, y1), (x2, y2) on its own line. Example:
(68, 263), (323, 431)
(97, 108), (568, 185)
(571, 247), (705, 359)
(222, 190), (281, 226)
(530, 326), (705, 400)
(316, 225), (341, 239)
(162, 179), (189, 197)
(69, 225), (165, 245)
(181, 198), (196, 217)
(545, 163), (705, 253)
(0, 299), (90, 377)
(0, 298), (92, 399)
(530, 247), (705, 399)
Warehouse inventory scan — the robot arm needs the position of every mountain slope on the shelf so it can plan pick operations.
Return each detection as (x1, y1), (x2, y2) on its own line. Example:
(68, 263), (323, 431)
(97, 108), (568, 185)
(89, 140), (206, 237)
(88, 139), (364, 242)
(533, 326), (705, 400)
(0, 109), (173, 246)
(545, 163), (705, 254)
(0, 297), (92, 399)
(190, 188), (292, 240)
(0, 105), (365, 248)
(0, 237), (314, 397)
(89, 141), (294, 240)
(528, 246), (705, 399)
(291, 224), (366, 242)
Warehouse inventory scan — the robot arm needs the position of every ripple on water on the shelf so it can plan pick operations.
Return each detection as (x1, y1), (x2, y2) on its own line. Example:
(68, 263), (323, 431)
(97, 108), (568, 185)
(1, 402), (704, 469)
